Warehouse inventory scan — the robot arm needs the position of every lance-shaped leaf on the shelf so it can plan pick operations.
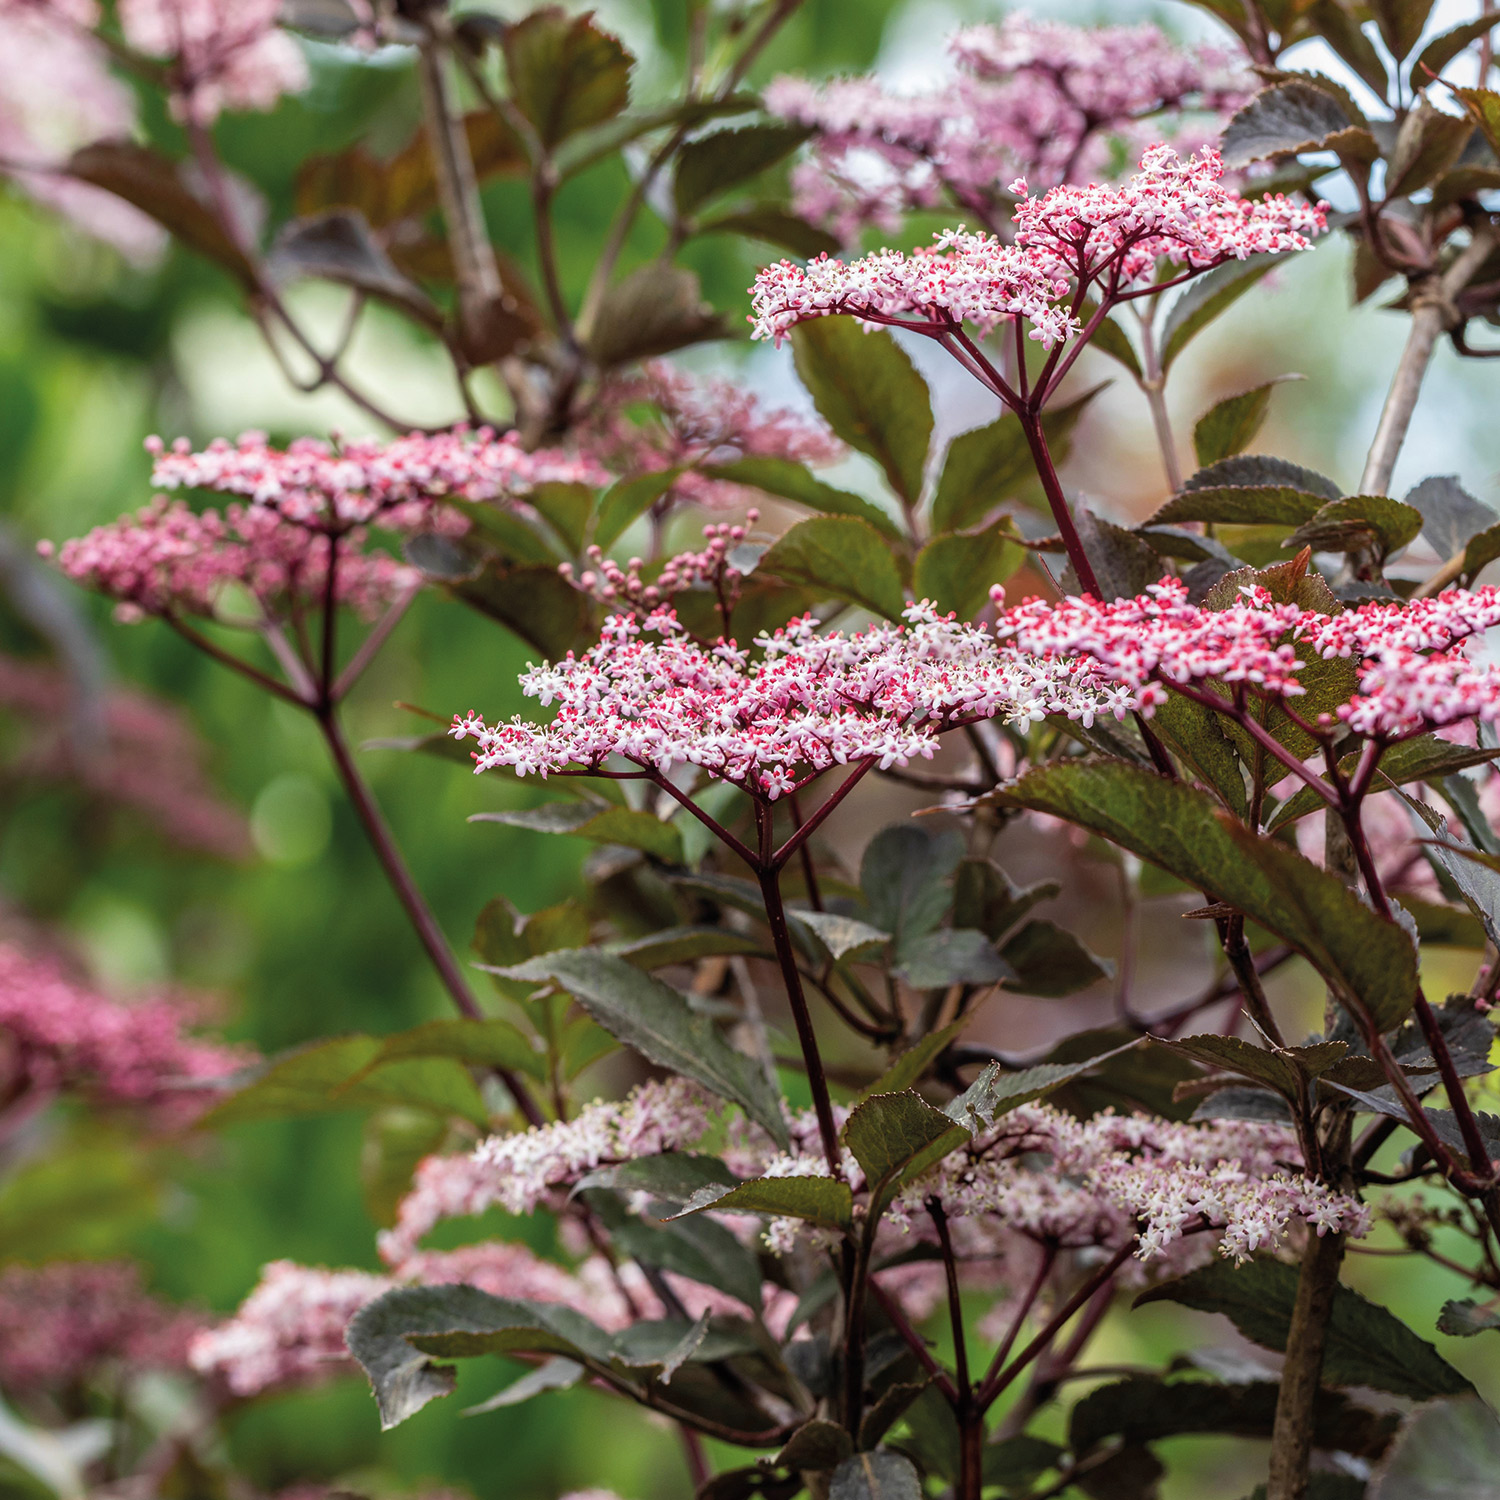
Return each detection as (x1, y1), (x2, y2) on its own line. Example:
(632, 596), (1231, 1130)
(1387, 99), (1473, 199)
(1407, 474), (1496, 560)
(1269, 735), (1500, 831)
(463, 1355), (583, 1414)
(1154, 1034), (1348, 1103)
(1287, 494), (1422, 563)
(587, 264), (725, 368)
(1406, 794), (1500, 946)
(696, 205), (841, 259)
(574, 1152), (738, 1204)
(759, 516), (905, 620)
(451, 562), (588, 658)
(608, 926), (767, 970)
(998, 919), (1112, 997)
(1369, 1394), (1500, 1500)
(673, 123), (810, 214)
(897, 927), (1013, 990)
(945, 1042), (1140, 1133)
(701, 456), (901, 540)
(497, 950), (787, 1144)
(843, 1090), (970, 1220)
(1004, 761), (1418, 1030)
(471, 802), (684, 862)
(588, 1193), (763, 1311)
(1066, 507), (1164, 603)
(952, 860), (1060, 941)
(503, 8), (633, 147)
(829, 1452), (923, 1500)
(790, 910), (891, 964)
(790, 320), (933, 508)
(1149, 454), (1338, 528)
(593, 468), (682, 550)
(1148, 689), (1248, 817)
(912, 524), (1024, 621)
(862, 1016), (973, 1100)
(1161, 254), (1282, 370)
(1192, 377), (1300, 468)
(671, 1175), (854, 1234)
(930, 412), (1035, 533)
(861, 824), (964, 944)
(1137, 1257), (1472, 1399)
(350, 1017), (545, 1081)
(1452, 85), (1500, 158)
(1417, 18), (1500, 81)
(1221, 80), (1376, 168)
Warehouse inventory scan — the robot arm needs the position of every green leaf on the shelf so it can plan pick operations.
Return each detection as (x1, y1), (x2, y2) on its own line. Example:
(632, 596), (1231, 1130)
(1154, 1033), (1348, 1102)
(586, 264), (725, 368)
(356, 1017), (545, 1081)
(673, 123), (810, 214)
(896, 928), (1013, 990)
(790, 319), (933, 507)
(594, 468), (683, 550)
(701, 456), (901, 541)
(1220, 80), (1375, 168)
(1149, 689), (1248, 817)
(790, 910), (891, 964)
(525, 481), (594, 553)
(1076, 302), (1142, 378)
(1304, 3), (1393, 96)
(503, 7), (633, 148)
(362, 1108), (450, 1229)
(1161, 255), (1282, 371)
(1069, 1375), (1396, 1458)
(1137, 1257), (1473, 1399)
(759, 516), (905, 620)
(470, 802), (684, 862)
(912, 524), (1024, 620)
(591, 1194), (763, 1311)
(998, 919), (1113, 997)
(695, 205), (841, 259)
(672, 1175), (853, 1233)
(1370, 0), (1438, 61)
(1452, 85), (1500, 158)
(451, 562), (588, 659)
(1193, 378), (1300, 468)
(829, 1452), (922, 1500)
(1462, 519), (1500, 583)
(574, 1152), (737, 1204)
(1287, 494), (1423, 564)
(862, 1016), (972, 1100)
(1386, 99), (1473, 199)
(952, 860), (1059, 942)
(1404, 896), (1487, 949)
(1150, 483), (1328, 528)
(1369, 1394), (1500, 1500)
(497, 949), (788, 1144)
(930, 413), (1034, 534)
(843, 1090), (969, 1220)
(861, 824), (963, 946)
(609, 926), (767, 969)
(1004, 760), (1418, 1030)
(1416, 17), (1500, 80)
(1438, 1297), (1500, 1335)
(944, 1044), (1139, 1133)
(472, 894), (591, 1002)
(1268, 735), (1500, 831)
(463, 1355), (583, 1414)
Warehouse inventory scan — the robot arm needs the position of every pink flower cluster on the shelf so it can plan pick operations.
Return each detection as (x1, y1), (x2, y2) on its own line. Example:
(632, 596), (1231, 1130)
(0, 0), (164, 258)
(998, 577), (1500, 742)
(451, 602), (1124, 801)
(50, 497), (418, 623)
(190, 1243), (638, 1397)
(378, 1078), (713, 1264)
(117, 0), (307, 124)
(147, 429), (606, 532)
(767, 15), (1248, 240)
(0, 1260), (200, 1392)
(0, 942), (247, 1125)
(582, 362), (841, 512)
(750, 146), (1325, 349)
(560, 514), (760, 616)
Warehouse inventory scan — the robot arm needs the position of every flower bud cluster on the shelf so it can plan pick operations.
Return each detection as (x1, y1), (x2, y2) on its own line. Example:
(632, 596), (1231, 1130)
(560, 515), (760, 614)
(766, 15), (1248, 240)
(0, 942), (249, 1126)
(749, 146), (1324, 349)
(451, 602), (1128, 801)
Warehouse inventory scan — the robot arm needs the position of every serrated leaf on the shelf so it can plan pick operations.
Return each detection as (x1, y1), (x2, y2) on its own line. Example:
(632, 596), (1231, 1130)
(1416, 17), (1500, 81)
(1452, 86), (1500, 158)
(759, 516), (905, 619)
(1369, 1394), (1500, 1500)
(1408, 474), (1497, 560)
(696, 205), (841, 259)
(1137, 1257), (1472, 1399)
(471, 802), (683, 861)
(1387, 99), (1473, 199)
(1077, 301), (1142, 377)
(574, 1151), (737, 1204)
(1221, 80), (1375, 168)
(829, 1451), (923, 1500)
(862, 1016), (972, 1100)
(1004, 761), (1418, 1030)
(593, 468), (683, 550)
(861, 825), (964, 946)
(609, 926), (766, 969)
(701, 457), (901, 540)
(354, 1017), (545, 1081)
(930, 413), (1035, 533)
(451, 562), (588, 659)
(1268, 735), (1500, 831)
(1193, 378), (1299, 468)
(790, 910), (891, 963)
(1287, 494), (1423, 563)
(362, 1108), (449, 1228)
(1150, 484), (1327, 528)
(672, 1175), (853, 1233)
(1370, 0), (1438, 62)
(503, 7), (633, 147)
(896, 928), (1013, 989)
(1462, 520), (1500, 583)
(673, 123), (810, 214)
(587, 264), (725, 368)
(472, 894), (591, 1002)
(528, 482), (595, 554)
(912, 524), (1024, 620)
(1149, 689), (1248, 817)
(1161, 255), (1282, 370)
(496, 949), (787, 1144)
(1155, 1033), (1347, 1102)
(944, 1044), (1139, 1133)
(1438, 1297), (1500, 1336)
(998, 918), (1113, 997)
(844, 1091), (969, 1217)
(790, 320), (932, 507)
(268, 210), (440, 327)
